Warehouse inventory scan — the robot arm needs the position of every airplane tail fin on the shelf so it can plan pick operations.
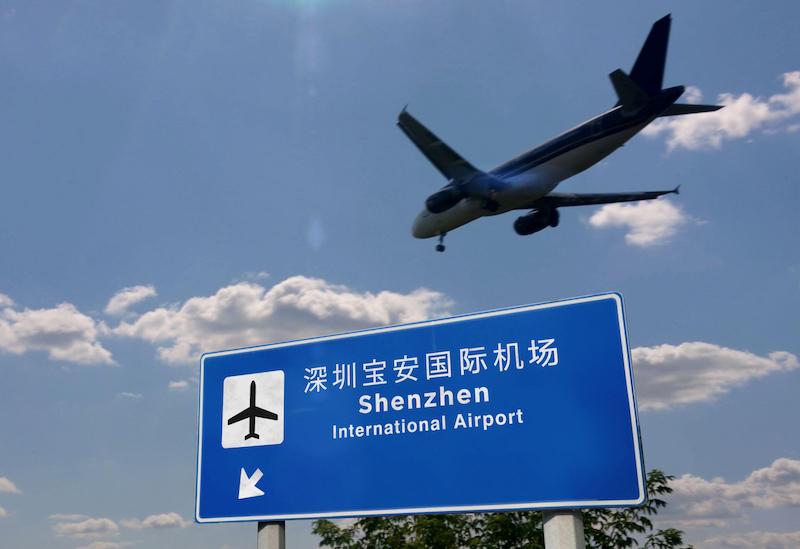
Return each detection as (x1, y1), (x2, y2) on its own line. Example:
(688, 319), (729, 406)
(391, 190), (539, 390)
(629, 14), (671, 97)
(245, 433), (260, 440)
(615, 15), (724, 116)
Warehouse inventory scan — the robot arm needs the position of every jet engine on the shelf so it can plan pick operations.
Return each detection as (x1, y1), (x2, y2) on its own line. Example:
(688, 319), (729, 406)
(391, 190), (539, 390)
(513, 209), (560, 235)
(425, 186), (463, 213)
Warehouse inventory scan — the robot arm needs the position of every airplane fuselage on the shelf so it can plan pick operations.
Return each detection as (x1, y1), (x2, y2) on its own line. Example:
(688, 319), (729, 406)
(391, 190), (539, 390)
(411, 90), (681, 239)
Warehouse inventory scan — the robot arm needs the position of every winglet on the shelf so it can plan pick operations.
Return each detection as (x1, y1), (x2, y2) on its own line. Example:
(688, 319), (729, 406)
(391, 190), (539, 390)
(672, 185), (680, 195)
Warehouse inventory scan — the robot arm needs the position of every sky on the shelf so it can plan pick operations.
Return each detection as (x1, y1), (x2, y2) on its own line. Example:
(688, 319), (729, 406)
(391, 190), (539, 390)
(0, 1), (798, 548)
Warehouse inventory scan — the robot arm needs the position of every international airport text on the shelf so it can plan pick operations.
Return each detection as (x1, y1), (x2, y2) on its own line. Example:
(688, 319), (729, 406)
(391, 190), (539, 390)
(333, 409), (525, 440)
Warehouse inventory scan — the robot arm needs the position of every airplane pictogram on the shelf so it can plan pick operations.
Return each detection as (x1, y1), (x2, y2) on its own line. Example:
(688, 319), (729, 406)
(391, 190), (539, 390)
(227, 380), (278, 441)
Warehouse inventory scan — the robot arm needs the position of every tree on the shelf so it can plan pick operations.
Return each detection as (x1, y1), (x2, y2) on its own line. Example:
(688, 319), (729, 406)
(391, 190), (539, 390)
(313, 470), (692, 549)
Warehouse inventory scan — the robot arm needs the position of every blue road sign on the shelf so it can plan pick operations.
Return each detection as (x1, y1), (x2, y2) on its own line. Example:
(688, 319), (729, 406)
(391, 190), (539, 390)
(196, 293), (645, 523)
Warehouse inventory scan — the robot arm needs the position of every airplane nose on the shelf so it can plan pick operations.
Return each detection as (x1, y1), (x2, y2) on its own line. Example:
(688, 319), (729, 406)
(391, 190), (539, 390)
(412, 212), (435, 239)
(411, 217), (425, 238)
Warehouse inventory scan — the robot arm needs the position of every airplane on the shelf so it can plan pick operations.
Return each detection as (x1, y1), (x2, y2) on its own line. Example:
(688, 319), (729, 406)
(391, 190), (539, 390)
(398, 14), (722, 252)
(227, 380), (278, 441)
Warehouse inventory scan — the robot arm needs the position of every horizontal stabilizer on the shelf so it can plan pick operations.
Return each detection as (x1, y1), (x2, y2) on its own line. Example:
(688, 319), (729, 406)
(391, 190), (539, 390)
(659, 103), (723, 116)
(397, 108), (480, 182)
(610, 69), (648, 108)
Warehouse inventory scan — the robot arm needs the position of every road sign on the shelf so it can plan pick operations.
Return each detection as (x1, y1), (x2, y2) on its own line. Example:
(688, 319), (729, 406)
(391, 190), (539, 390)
(196, 293), (645, 523)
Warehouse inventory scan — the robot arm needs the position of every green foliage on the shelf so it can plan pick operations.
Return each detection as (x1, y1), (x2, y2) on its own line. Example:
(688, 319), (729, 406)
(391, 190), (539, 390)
(312, 470), (692, 549)
(582, 469), (690, 549)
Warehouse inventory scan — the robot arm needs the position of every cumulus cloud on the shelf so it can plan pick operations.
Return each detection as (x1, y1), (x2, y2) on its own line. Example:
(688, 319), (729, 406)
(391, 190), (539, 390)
(588, 199), (689, 247)
(52, 516), (119, 539)
(633, 342), (799, 411)
(0, 297), (114, 365)
(0, 476), (21, 494)
(700, 530), (800, 548)
(168, 380), (190, 391)
(665, 458), (800, 529)
(105, 285), (157, 316)
(114, 276), (452, 365)
(121, 512), (189, 529)
(643, 71), (800, 150)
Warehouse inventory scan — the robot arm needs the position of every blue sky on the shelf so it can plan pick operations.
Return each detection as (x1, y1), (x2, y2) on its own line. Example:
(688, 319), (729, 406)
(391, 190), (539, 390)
(0, 1), (798, 548)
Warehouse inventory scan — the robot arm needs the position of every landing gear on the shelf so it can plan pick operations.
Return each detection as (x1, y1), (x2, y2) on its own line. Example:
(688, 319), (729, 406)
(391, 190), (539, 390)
(436, 233), (446, 252)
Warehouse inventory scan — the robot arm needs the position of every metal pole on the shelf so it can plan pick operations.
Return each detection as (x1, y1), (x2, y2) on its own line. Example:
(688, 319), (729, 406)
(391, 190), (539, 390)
(257, 521), (286, 549)
(543, 510), (586, 549)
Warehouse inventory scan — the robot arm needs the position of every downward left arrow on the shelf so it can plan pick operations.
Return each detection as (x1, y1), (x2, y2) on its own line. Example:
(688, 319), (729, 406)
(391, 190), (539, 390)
(238, 467), (265, 499)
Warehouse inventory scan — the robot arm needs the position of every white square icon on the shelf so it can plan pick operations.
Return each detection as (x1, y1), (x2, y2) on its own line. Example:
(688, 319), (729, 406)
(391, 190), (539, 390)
(222, 371), (284, 448)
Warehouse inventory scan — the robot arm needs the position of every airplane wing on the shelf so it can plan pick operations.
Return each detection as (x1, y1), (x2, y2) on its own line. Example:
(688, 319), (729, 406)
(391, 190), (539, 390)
(530, 187), (679, 209)
(227, 409), (251, 425)
(251, 407), (278, 421)
(227, 406), (278, 425)
(397, 108), (480, 182)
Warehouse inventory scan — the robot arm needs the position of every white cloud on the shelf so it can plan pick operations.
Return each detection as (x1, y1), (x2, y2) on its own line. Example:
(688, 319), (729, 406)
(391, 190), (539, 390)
(588, 199), (688, 247)
(243, 271), (270, 281)
(52, 516), (119, 539)
(76, 542), (134, 549)
(0, 506), (7, 518)
(168, 380), (190, 391)
(633, 342), (799, 411)
(115, 392), (143, 400)
(105, 285), (157, 316)
(683, 85), (704, 104)
(643, 71), (800, 151)
(0, 476), (21, 494)
(122, 512), (189, 529)
(49, 514), (90, 521)
(0, 298), (114, 365)
(0, 294), (14, 308)
(665, 458), (800, 529)
(700, 530), (800, 548)
(114, 276), (452, 365)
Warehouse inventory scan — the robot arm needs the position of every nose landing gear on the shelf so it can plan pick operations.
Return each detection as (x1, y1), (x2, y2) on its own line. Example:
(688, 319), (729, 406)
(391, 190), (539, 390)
(436, 232), (447, 253)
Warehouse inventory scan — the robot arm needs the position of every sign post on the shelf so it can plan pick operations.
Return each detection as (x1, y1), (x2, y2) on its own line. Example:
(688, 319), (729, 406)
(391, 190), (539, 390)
(543, 510), (586, 549)
(257, 521), (285, 549)
(196, 293), (644, 539)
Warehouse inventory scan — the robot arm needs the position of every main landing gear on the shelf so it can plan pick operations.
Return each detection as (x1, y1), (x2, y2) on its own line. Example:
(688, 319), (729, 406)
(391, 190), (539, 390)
(436, 232), (447, 253)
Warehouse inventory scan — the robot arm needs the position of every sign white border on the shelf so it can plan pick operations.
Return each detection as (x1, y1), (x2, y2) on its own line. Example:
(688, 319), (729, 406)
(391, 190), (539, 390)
(196, 292), (645, 523)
